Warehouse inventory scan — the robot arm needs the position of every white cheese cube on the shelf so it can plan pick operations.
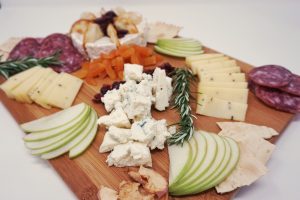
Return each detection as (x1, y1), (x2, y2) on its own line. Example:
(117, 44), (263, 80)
(124, 64), (143, 82)
(108, 126), (131, 143)
(99, 133), (119, 153)
(123, 93), (152, 121)
(98, 106), (131, 128)
(106, 142), (152, 167)
(196, 94), (248, 121)
(152, 68), (173, 111)
(130, 119), (156, 144)
(147, 119), (171, 150)
(101, 89), (121, 112)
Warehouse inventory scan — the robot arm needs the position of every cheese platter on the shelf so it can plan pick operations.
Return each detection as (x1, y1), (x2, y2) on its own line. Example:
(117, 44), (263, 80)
(0, 7), (298, 200)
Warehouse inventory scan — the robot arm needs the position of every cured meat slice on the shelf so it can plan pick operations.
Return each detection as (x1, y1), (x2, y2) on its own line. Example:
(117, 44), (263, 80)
(8, 38), (41, 60)
(254, 84), (300, 113)
(280, 74), (300, 96)
(248, 65), (292, 88)
(37, 33), (84, 73)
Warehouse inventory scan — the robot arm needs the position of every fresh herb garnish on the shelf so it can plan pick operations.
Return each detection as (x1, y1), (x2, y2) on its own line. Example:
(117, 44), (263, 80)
(167, 68), (196, 145)
(0, 51), (61, 79)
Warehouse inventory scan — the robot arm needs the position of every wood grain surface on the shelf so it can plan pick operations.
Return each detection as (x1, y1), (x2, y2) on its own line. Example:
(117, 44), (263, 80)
(0, 46), (295, 200)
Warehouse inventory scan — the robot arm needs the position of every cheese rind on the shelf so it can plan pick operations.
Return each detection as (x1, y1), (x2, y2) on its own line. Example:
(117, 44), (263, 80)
(198, 86), (249, 104)
(201, 73), (246, 82)
(196, 94), (248, 121)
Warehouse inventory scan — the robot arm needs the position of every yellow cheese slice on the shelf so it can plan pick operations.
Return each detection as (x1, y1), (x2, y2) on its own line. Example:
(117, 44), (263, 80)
(201, 73), (246, 82)
(195, 60), (237, 76)
(45, 73), (83, 109)
(196, 94), (248, 121)
(200, 67), (241, 78)
(188, 57), (229, 74)
(198, 86), (249, 104)
(28, 69), (56, 98)
(10, 68), (50, 103)
(0, 66), (41, 98)
(186, 53), (224, 67)
(200, 81), (248, 89)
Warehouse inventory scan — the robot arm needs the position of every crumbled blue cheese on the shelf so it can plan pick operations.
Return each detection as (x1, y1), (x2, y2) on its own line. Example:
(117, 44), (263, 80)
(106, 142), (152, 167)
(123, 93), (152, 121)
(152, 68), (173, 111)
(108, 126), (131, 143)
(97, 106), (131, 128)
(99, 133), (119, 153)
(101, 89), (121, 112)
(124, 64), (143, 82)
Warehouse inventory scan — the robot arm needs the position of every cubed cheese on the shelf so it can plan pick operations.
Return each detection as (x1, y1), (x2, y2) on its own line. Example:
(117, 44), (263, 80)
(98, 106), (131, 128)
(198, 86), (249, 104)
(106, 142), (152, 167)
(124, 64), (143, 82)
(101, 89), (121, 112)
(197, 94), (248, 121)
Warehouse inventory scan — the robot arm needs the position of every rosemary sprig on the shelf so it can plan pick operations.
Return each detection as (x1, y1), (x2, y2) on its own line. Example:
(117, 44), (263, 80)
(0, 51), (62, 79)
(167, 68), (196, 146)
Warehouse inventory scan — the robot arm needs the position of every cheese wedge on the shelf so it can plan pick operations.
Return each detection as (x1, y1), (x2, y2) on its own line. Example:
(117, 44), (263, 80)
(200, 67), (241, 78)
(200, 81), (248, 89)
(188, 57), (229, 74)
(0, 66), (41, 98)
(11, 68), (53, 103)
(198, 86), (248, 104)
(217, 122), (279, 139)
(196, 94), (248, 121)
(201, 73), (246, 82)
(45, 73), (83, 109)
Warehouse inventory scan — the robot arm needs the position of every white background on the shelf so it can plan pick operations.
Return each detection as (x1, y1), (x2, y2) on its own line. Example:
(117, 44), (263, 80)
(0, 0), (300, 199)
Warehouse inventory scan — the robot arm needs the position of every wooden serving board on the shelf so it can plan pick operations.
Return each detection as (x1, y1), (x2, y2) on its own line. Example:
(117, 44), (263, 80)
(0, 46), (295, 200)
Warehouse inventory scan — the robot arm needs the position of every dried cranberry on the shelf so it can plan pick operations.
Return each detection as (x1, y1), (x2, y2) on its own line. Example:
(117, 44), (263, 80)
(143, 69), (155, 75)
(159, 62), (175, 76)
(112, 81), (125, 90)
(100, 84), (111, 96)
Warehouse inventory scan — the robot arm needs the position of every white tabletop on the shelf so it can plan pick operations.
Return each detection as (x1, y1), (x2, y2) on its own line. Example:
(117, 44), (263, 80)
(0, 0), (300, 199)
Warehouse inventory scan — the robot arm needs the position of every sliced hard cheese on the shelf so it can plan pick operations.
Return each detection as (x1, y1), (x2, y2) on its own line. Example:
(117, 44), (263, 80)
(198, 86), (248, 104)
(45, 73), (83, 109)
(189, 57), (229, 74)
(186, 53), (224, 66)
(215, 142), (268, 193)
(217, 122), (279, 139)
(28, 68), (54, 98)
(200, 81), (248, 89)
(0, 66), (41, 98)
(201, 73), (246, 82)
(11, 68), (52, 103)
(196, 60), (237, 75)
(196, 94), (248, 121)
(200, 67), (241, 78)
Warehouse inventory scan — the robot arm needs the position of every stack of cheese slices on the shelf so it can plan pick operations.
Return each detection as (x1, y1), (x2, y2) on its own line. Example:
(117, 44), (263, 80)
(186, 54), (249, 121)
(0, 66), (83, 109)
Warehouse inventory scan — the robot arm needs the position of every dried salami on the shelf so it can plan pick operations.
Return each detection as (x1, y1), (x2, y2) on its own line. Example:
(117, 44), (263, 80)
(254, 84), (300, 113)
(280, 74), (300, 96)
(8, 38), (40, 60)
(37, 33), (84, 73)
(248, 65), (292, 88)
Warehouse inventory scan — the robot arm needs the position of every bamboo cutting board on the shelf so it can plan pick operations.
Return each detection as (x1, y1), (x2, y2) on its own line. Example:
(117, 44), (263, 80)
(0, 46), (295, 200)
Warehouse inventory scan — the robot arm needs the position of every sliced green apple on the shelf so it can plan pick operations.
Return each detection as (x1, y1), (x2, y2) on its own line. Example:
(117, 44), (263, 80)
(23, 106), (90, 142)
(170, 131), (217, 193)
(21, 103), (87, 132)
(154, 46), (203, 58)
(168, 138), (194, 186)
(30, 110), (91, 155)
(41, 110), (98, 159)
(69, 110), (99, 158)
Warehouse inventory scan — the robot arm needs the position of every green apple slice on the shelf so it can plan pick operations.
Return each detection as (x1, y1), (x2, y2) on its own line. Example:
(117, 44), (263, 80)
(170, 131), (207, 191)
(41, 109), (98, 159)
(197, 137), (234, 192)
(21, 103), (87, 133)
(30, 109), (91, 155)
(154, 46), (203, 58)
(187, 135), (232, 194)
(68, 110), (99, 158)
(170, 131), (217, 194)
(24, 111), (89, 149)
(168, 138), (193, 186)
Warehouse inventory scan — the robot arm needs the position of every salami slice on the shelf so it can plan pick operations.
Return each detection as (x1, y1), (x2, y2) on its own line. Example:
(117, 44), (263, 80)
(248, 65), (292, 88)
(280, 74), (300, 96)
(37, 33), (84, 73)
(254, 84), (300, 113)
(8, 38), (41, 60)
